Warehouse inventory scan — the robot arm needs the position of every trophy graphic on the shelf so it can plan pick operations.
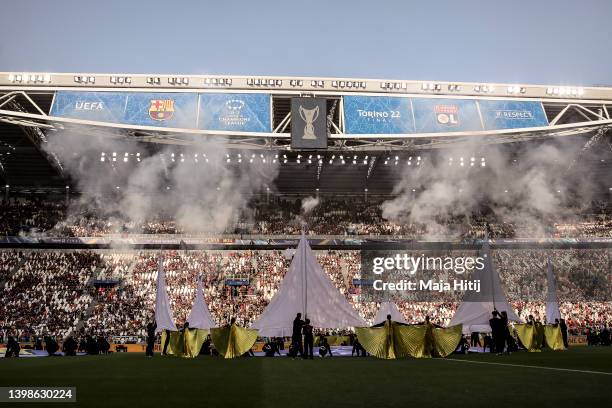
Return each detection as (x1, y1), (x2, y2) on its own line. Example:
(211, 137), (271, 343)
(299, 105), (319, 140)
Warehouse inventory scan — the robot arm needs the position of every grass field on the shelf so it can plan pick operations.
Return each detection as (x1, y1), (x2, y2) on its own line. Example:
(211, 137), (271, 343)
(1, 347), (611, 407)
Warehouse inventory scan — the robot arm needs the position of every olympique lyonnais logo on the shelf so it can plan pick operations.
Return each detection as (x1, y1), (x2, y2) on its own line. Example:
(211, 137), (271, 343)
(435, 105), (459, 125)
(148, 99), (175, 121)
(495, 110), (534, 120)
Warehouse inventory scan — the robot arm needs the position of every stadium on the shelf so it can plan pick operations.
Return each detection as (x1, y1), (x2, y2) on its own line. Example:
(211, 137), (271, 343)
(1, 1), (612, 405)
(0, 69), (610, 406)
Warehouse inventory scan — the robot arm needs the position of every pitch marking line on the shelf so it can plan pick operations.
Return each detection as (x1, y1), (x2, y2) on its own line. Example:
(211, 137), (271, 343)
(441, 358), (611, 376)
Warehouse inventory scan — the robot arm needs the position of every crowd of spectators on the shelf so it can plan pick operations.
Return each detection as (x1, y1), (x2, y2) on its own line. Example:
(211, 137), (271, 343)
(1, 248), (609, 343)
(1, 197), (611, 239)
(0, 250), (24, 282)
(0, 251), (100, 339)
(0, 199), (65, 236)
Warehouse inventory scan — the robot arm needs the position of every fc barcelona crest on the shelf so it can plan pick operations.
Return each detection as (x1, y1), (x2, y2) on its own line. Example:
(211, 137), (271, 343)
(148, 99), (175, 121)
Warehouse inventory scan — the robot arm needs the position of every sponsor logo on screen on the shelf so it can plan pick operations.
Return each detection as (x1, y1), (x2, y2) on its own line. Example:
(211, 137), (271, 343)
(435, 105), (459, 125)
(356, 109), (401, 122)
(219, 99), (251, 127)
(148, 99), (175, 121)
(494, 110), (534, 119)
(75, 101), (105, 111)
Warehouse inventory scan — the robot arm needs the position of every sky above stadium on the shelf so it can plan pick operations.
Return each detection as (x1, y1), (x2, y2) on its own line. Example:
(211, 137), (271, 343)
(1, 0), (611, 86)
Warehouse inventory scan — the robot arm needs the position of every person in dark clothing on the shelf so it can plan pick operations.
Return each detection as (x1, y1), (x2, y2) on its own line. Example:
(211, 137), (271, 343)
(86, 335), (98, 355)
(500, 311), (510, 354)
(97, 337), (110, 354)
(456, 335), (470, 354)
(44, 336), (59, 356)
(78, 337), (87, 353)
(62, 336), (78, 356)
(483, 334), (493, 353)
(263, 340), (281, 357)
(352, 337), (367, 356)
(5, 336), (20, 357)
(559, 318), (568, 348)
(489, 310), (503, 354)
(601, 327), (610, 346)
(470, 332), (482, 348)
(302, 318), (314, 359)
(162, 329), (171, 355)
(146, 321), (157, 357)
(200, 336), (211, 355)
(318, 335), (332, 357)
(291, 313), (304, 358)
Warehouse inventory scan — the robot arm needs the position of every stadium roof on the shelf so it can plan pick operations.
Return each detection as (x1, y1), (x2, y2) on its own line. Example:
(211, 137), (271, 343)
(0, 73), (610, 193)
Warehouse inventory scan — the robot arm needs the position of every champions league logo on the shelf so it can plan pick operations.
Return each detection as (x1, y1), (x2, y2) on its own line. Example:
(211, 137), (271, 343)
(435, 105), (459, 125)
(148, 99), (175, 121)
(219, 99), (250, 127)
(225, 99), (245, 112)
(298, 105), (319, 140)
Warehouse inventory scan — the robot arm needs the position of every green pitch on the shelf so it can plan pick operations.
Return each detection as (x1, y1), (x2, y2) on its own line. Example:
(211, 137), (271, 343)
(1, 347), (611, 407)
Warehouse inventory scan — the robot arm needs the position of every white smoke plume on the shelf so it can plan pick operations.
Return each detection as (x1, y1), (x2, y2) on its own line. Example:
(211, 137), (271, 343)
(43, 130), (279, 234)
(381, 137), (597, 238)
(301, 196), (320, 215)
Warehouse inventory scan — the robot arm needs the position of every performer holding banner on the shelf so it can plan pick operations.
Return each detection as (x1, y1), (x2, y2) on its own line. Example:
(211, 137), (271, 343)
(157, 272), (215, 358)
(211, 317), (258, 359)
(356, 315), (462, 359)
